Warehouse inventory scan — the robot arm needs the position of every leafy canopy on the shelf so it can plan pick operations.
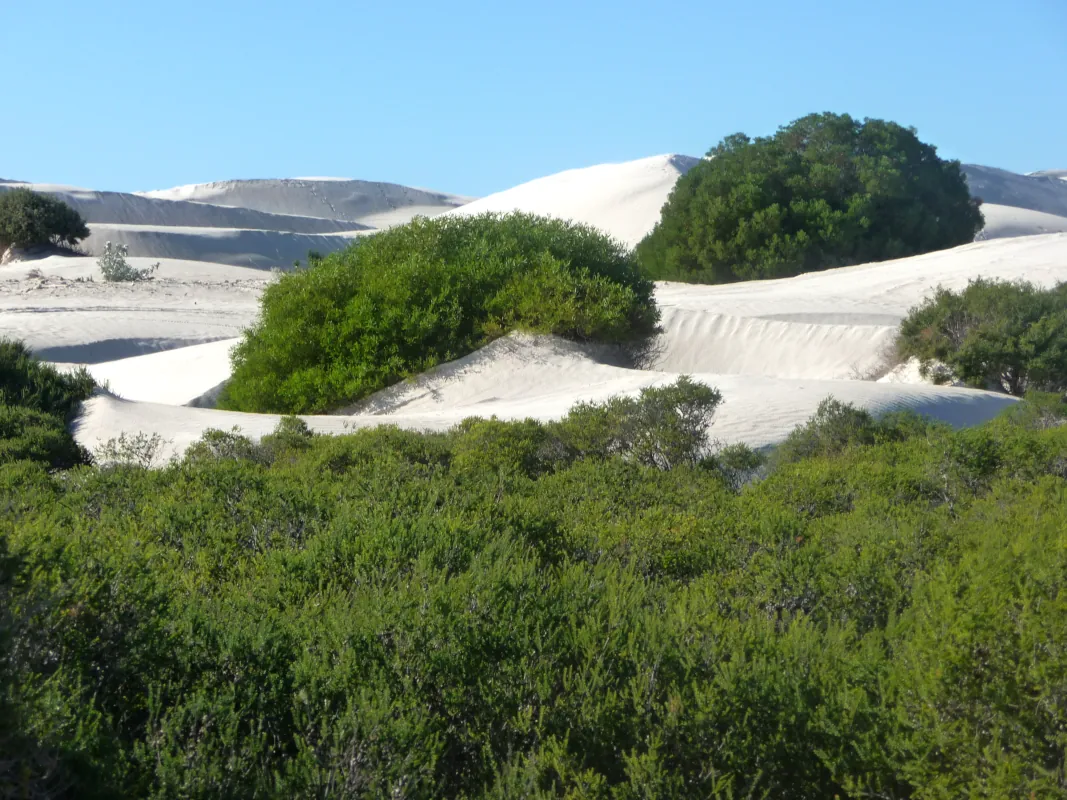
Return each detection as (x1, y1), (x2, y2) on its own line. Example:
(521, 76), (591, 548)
(637, 112), (984, 283)
(0, 188), (90, 250)
(3, 393), (1067, 797)
(220, 213), (659, 413)
(898, 278), (1067, 395)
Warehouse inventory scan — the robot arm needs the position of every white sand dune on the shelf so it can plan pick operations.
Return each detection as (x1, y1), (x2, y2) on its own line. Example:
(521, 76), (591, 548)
(978, 204), (1067, 240)
(82, 224), (366, 268)
(1, 272), (263, 363)
(53, 338), (239, 407)
(447, 155), (700, 248)
(72, 333), (1019, 463)
(3, 255), (269, 282)
(139, 178), (472, 227)
(962, 164), (1067, 218)
(0, 183), (358, 233)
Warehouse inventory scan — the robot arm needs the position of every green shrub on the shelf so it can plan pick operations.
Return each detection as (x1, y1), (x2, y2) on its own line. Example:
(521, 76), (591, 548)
(637, 112), (983, 283)
(552, 376), (722, 469)
(0, 187), (90, 250)
(898, 277), (1067, 395)
(0, 405), (88, 469)
(0, 337), (94, 419)
(219, 213), (659, 413)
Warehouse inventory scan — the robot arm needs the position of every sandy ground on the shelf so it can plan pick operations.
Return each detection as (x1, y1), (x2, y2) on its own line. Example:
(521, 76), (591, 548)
(448, 155), (700, 248)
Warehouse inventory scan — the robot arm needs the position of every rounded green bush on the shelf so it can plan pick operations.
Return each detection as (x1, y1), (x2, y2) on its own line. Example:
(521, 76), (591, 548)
(0, 188), (90, 250)
(219, 213), (659, 413)
(637, 112), (984, 283)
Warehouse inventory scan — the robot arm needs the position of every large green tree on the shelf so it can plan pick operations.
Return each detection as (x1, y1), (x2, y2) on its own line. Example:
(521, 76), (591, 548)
(637, 113), (984, 283)
(0, 188), (90, 251)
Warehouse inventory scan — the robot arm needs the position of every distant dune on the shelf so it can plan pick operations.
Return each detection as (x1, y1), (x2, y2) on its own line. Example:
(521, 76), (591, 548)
(962, 164), (1067, 218)
(139, 178), (472, 226)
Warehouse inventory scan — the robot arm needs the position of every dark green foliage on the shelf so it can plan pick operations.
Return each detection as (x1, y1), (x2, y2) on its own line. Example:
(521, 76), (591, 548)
(637, 112), (984, 283)
(898, 277), (1067, 395)
(220, 213), (659, 414)
(2, 392), (1066, 797)
(0, 338), (95, 419)
(0, 188), (90, 250)
(772, 396), (944, 467)
(0, 338), (94, 469)
(552, 375), (722, 469)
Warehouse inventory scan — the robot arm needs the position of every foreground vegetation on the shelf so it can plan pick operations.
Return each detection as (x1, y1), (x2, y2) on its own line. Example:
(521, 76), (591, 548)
(898, 277), (1067, 395)
(3, 341), (1067, 797)
(637, 112), (984, 283)
(220, 213), (659, 414)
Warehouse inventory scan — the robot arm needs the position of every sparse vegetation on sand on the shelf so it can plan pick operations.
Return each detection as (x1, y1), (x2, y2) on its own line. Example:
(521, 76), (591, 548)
(97, 242), (160, 282)
(637, 112), (984, 283)
(3, 341), (1067, 797)
(898, 277), (1067, 395)
(218, 213), (660, 414)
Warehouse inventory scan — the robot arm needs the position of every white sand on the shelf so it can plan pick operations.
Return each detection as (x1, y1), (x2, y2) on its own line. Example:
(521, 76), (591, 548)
(977, 204), (1067, 240)
(139, 178), (472, 226)
(54, 338), (239, 406)
(447, 155), (700, 248)
(2, 270), (263, 363)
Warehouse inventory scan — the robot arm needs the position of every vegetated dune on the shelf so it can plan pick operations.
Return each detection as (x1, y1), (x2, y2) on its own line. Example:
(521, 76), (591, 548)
(72, 332), (1019, 463)
(447, 154), (701, 248)
(962, 164), (1067, 218)
(67, 233), (1067, 461)
(82, 224), (367, 268)
(139, 178), (473, 226)
(2, 269), (263, 363)
(0, 182), (358, 233)
(977, 203), (1067, 240)
(649, 232), (1067, 379)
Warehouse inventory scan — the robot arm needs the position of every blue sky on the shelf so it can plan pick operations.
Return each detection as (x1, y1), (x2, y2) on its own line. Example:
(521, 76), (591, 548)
(4, 0), (1064, 197)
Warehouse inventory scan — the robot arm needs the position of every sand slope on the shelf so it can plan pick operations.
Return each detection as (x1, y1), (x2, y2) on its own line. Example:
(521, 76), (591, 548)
(962, 164), (1067, 218)
(140, 178), (472, 226)
(978, 204), (1067, 240)
(82, 224), (366, 268)
(0, 183), (358, 233)
(447, 155), (700, 248)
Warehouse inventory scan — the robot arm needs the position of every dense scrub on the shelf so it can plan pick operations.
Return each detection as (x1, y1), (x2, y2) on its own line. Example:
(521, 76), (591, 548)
(0, 188), (90, 250)
(898, 277), (1067, 395)
(637, 112), (984, 283)
(0, 337), (93, 469)
(3, 374), (1066, 796)
(219, 213), (659, 414)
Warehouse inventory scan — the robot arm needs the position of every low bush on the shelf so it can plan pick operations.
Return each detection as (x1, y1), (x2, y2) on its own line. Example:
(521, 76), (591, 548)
(0, 188), (90, 250)
(3, 390), (1066, 797)
(0, 337), (94, 419)
(898, 277), (1067, 395)
(97, 242), (159, 282)
(219, 213), (659, 413)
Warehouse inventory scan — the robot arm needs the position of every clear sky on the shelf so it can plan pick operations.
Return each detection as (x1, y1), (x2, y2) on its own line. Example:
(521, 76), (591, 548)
(4, 0), (1064, 197)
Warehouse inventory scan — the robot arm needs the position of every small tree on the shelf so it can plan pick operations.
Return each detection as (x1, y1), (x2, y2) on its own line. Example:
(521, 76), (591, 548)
(897, 278), (1067, 396)
(0, 188), (90, 250)
(98, 242), (159, 282)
